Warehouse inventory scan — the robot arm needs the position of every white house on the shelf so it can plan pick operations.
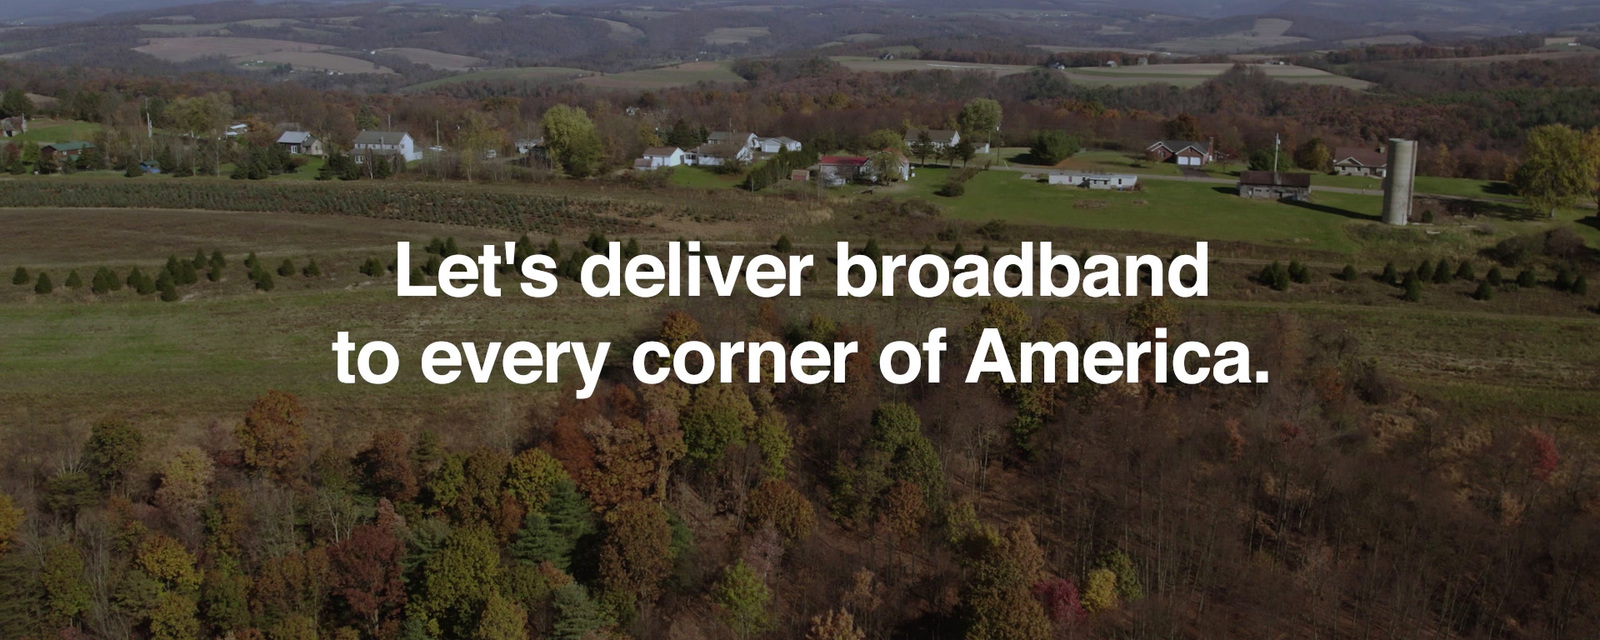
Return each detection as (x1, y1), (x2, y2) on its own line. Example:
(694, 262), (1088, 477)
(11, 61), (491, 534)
(688, 142), (754, 167)
(707, 131), (760, 151)
(758, 136), (802, 154)
(1049, 171), (1138, 190)
(633, 146), (686, 171)
(275, 131), (324, 156)
(352, 130), (421, 163)
(1, 115), (26, 138)
(906, 128), (960, 150)
(225, 123), (249, 138)
(515, 137), (544, 155)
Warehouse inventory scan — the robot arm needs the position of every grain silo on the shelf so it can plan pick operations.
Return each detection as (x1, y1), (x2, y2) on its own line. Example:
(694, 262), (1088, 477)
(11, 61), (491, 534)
(1381, 139), (1417, 225)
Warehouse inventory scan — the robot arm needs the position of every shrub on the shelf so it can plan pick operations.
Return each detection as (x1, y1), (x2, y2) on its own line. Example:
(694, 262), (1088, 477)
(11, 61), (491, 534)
(1432, 259), (1453, 284)
(1474, 280), (1494, 301)
(34, 272), (52, 294)
(65, 270), (82, 289)
(773, 235), (792, 253)
(1555, 267), (1575, 292)
(1487, 266), (1504, 287)
(1288, 260), (1310, 284)
(1259, 261), (1290, 291)
(1029, 130), (1079, 165)
(11, 266), (27, 285)
(1339, 264), (1357, 281)
(1517, 268), (1538, 288)
(936, 182), (965, 197)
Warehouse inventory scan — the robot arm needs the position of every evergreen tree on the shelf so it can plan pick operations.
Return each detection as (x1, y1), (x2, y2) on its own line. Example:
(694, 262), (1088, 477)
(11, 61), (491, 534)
(91, 268), (111, 294)
(1555, 267), (1576, 292)
(302, 259), (321, 277)
(34, 272), (52, 294)
(277, 259), (295, 277)
(1487, 266), (1504, 287)
(714, 560), (772, 639)
(1475, 280), (1495, 301)
(1574, 274), (1589, 295)
(1432, 259), (1452, 284)
(1517, 268), (1538, 288)
(65, 270), (82, 289)
(774, 235), (793, 253)
(1455, 261), (1475, 281)
(11, 266), (27, 285)
(510, 480), (594, 571)
(1381, 262), (1398, 285)
(256, 271), (275, 292)
(210, 250), (226, 270)
(192, 249), (208, 270)
(207, 261), (223, 282)
(1339, 264), (1357, 281)
(1416, 260), (1433, 282)
(550, 583), (608, 640)
(159, 277), (178, 302)
(623, 238), (641, 259)
(1403, 271), (1422, 302)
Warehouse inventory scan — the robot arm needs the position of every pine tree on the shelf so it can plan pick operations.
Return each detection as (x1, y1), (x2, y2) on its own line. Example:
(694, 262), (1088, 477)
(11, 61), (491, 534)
(192, 249), (208, 270)
(510, 480), (594, 571)
(179, 261), (198, 285)
(774, 235), (793, 253)
(1455, 261), (1475, 281)
(1517, 268), (1538, 288)
(210, 250), (226, 270)
(159, 278), (178, 302)
(1381, 262), (1398, 285)
(277, 259), (295, 277)
(127, 266), (145, 290)
(1555, 267), (1576, 292)
(1432, 259), (1452, 284)
(65, 270), (82, 289)
(623, 238), (641, 259)
(1487, 266), (1504, 287)
(91, 268), (111, 294)
(1416, 260), (1433, 282)
(1339, 264), (1357, 281)
(34, 272), (52, 294)
(714, 560), (772, 639)
(1403, 271), (1422, 302)
(1574, 273), (1589, 295)
(302, 259), (321, 277)
(256, 271), (275, 292)
(11, 266), (27, 285)
(208, 261), (223, 282)
(1475, 280), (1495, 301)
(863, 238), (881, 262)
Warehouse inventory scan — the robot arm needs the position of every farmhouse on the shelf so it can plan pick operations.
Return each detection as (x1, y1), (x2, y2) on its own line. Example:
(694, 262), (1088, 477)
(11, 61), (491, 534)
(707, 131), (760, 151)
(688, 140), (754, 167)
(1, 115), (26, 138)
(40, 141), (94, 163)
(351, 130), (421, 163)
(634, 146), (686, 171)
(1237, 171), (1311, 201)
(814, 151), (909, 185)
(515, 137), (544, 155)
(1147, 139), (1214, 166)
(275, 131), (324, 156)
(906, 128), (960, 150)
(1049, 171), (1138, 190)
(1332, 146), (1387, 177)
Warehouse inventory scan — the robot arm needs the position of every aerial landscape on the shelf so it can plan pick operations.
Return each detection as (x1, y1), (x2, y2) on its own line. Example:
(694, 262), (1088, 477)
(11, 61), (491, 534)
(1, 0), (1599, 638)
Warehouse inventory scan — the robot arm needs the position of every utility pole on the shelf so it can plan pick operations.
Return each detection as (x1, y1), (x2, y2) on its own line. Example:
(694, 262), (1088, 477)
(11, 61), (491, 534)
(1273, 133), (1281, 174)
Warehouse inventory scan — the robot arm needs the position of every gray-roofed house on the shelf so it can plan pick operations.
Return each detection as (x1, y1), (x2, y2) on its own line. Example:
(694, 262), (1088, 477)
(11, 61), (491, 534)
(758, 136), (802, 154)
(905, 128), (961, 151)
(352, 130), (421, 163)
(707, 131), (759, 151)
(276, 131), (324, 156)
(1049, 171), (1139, 190)
(1237, 171), (1311, 201)
(1332, 146), (1387, 177)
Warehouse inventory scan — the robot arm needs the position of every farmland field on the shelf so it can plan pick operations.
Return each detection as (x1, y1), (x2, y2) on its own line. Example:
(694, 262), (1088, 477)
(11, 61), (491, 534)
(133, 36), (392, 74)
(404, 66), (594, 91)
(1152, 17), (1311, 54)
(574, 60), (746, 90)
(1062, 63), (1371, 89)
(0, 119), (102, 145)
(378, 47), (486, 71)
(703, 26), (771, 44)
(832, 56), (1036, 76)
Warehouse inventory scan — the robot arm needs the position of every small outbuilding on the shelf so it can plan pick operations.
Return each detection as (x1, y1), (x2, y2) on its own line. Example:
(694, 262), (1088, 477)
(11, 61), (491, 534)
(1237, 171), (1312, 201)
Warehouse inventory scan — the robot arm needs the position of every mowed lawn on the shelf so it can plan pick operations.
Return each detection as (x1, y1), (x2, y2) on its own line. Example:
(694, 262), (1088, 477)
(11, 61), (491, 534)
(2, 119), (102, 144)
(895, 168), (1376, 253)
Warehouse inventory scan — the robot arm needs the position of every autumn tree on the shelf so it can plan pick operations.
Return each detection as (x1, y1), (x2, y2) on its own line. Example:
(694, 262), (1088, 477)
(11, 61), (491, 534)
(714, 559), (772, 639)
(83, 416), (145, 490)
(830, 403), (943, 529)
(958, 522), (1052, 640)
(597, 499), (675, 613)
(1294, 137), (1332, 171)
(0, 490), (20, 555)
(237, 390), (308, 478)
(410, 525), (502, 638)
(542, 104), (604, 178)
(1511, 124), (1600, 217)
(358, 429), (419, 503)
(155, 446), (216, 525)
(681, 383), (758, 466)
(41, 541), (91, 629)
(327, 504), (408, 636)
(806, 609), (865, 640)
(747, 478), (815, 542)
(957, 98), (1003, 149)
(474, 593), (528, 640)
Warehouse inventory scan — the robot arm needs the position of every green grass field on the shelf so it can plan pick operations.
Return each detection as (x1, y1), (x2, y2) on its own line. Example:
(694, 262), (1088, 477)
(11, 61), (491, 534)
(667, 166), (745, 189)
(2, 119), (102, 144)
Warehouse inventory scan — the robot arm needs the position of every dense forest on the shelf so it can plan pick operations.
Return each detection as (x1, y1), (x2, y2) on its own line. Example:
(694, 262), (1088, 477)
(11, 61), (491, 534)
(2, 295), (1597, 639)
